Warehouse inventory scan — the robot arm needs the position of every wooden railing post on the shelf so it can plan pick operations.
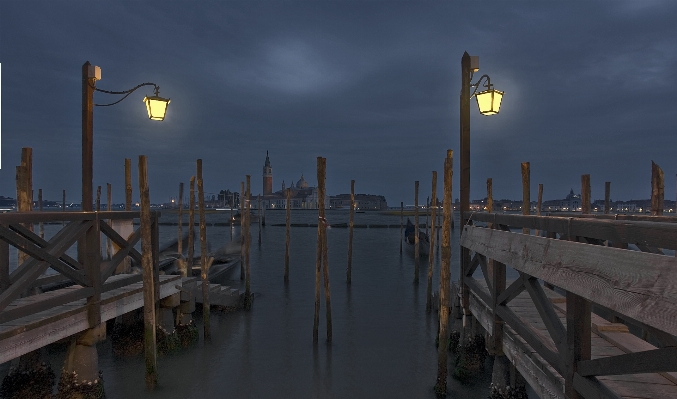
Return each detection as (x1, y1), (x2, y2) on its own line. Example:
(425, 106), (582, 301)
(652, 161), (664, 216)
(139, 155), (157, 389)
(566, 291), (591, 399)
(86, 212), (102, 328)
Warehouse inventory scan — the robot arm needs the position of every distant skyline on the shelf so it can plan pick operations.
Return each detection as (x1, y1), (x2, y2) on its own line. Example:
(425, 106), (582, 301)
(1, 1), (676, 207)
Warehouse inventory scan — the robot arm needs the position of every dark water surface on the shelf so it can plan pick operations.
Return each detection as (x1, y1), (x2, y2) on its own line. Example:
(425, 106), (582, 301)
(44, 210), (499, 398)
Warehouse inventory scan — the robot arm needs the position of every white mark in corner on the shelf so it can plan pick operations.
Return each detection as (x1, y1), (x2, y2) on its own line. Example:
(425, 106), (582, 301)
(0, 62), (2, 169)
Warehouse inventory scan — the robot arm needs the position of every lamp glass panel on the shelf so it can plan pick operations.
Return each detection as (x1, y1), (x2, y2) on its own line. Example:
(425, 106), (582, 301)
(476, 89), (503, 115)
(144, 96), (170, 121)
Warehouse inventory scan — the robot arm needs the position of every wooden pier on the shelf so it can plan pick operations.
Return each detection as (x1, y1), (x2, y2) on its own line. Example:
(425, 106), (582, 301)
(0, 211), (181, 364)
(457, 212), (677, 399)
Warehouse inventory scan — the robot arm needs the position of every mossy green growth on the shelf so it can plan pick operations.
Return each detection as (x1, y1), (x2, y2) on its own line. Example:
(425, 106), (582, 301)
(156, 326), (180, 355)
(55, 369), (105, 399)
(489, 382), (528, 399)
(176, 321), (199, 347)
(0, 362), (55, 399)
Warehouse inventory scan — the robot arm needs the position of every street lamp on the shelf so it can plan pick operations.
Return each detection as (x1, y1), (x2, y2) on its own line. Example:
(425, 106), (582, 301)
(459, 52), (503, 314)
(82, 61), (170, 212)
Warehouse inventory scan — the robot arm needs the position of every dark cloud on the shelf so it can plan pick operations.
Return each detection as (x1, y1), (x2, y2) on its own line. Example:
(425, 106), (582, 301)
(1, 1), (676, 206)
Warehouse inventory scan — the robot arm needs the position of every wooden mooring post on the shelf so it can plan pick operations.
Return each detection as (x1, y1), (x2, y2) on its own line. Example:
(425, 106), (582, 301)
(435, 150), (452, 396)
(652, 161), (664, 216)
(177, 182), (185, 276)
(426, 171), (437, 313)
(314, 157), (332, 342)
(125, 158), (132, 210)
(230, 193), (234, 241)
(96, 185), (101, 212)
(188, 177), (196, 279)
(347, 180), (354, 284)
(521, 162), (530, 235)
(536, 183), (543, 236)
(414, 180), (420, 283)
(139, 155), (158, 389)
(604, 181), (611, 215)
(258, 194), (262, 245)
(107, 183), (112, 260)
(284, 187), (291, 283)
(197, 160), (210, 340)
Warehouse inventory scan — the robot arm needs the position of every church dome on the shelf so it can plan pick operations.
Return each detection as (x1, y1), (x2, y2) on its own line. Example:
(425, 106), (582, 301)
(296, 174), (309, 189)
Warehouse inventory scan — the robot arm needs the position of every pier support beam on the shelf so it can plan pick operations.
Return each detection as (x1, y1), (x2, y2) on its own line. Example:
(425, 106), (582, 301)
(0, 349), (55, 399)
(58, 323), (106, 399)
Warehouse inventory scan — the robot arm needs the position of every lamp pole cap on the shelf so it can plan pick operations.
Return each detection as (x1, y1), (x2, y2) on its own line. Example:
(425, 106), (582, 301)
(470, 56), (479, 73)
(88, 65), (101, 81)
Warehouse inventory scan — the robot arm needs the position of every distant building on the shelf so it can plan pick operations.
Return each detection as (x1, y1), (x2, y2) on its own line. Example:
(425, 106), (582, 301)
(542, 188), (581, 211)
(254, 153), (329, 209)
(329, 194), (387, 210)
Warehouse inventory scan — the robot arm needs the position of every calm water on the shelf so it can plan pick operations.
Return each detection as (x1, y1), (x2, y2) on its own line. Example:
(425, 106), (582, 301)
(32, 209), (499, 399)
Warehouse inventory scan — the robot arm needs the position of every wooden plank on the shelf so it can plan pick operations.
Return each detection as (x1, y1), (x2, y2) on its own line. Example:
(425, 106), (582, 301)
(99, 221), (143, 264)
(464, 276), (492, 308)
(497, 275), (527, 306)
(469, 213), (677, 250)
(595, 378), (677, 399)
(461, 226), (677, 336)
(523, 275), (568, 356)
(578, 347), (677, 376)
(502, 325), (566, 399)
(9, 222), (82, 270)
(468, 292), (493, 335)
(572, 374), (622, 399)
(101, 227), (142, 280)
(0, 275), (179, 361)
(496, 303), (563, 374)
(0, 287), (94, 324)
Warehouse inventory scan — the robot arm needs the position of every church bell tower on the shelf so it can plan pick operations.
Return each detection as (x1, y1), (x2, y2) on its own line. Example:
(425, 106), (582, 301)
(263, 151), (273, 195)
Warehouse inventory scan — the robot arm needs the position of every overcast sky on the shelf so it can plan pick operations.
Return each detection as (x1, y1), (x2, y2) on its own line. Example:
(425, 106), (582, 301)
(1, 1), (676, 207)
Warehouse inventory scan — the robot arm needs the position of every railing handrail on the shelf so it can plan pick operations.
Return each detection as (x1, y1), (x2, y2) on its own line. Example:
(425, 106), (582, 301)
(0, 210), (160, 224)
(468, 212), (677, 250)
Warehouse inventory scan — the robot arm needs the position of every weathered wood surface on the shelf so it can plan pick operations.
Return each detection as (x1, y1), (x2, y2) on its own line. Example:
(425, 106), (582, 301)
(0, 274), (180, 362)
(466, 279), (677, 399)
(461, 225), (677, 336)
(470, 213), (677, 249)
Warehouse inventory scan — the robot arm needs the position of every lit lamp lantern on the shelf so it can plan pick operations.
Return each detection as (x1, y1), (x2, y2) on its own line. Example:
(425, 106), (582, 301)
(475, 86), (503, 115)
(143, 88), (171, 121)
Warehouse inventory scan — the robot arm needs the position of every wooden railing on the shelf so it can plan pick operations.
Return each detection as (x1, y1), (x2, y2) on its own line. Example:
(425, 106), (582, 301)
(459, 212), (677, 399)
(0, 211), (160, 327)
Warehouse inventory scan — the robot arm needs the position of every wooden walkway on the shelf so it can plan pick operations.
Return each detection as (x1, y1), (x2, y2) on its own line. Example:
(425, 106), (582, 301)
(463, 279), (677, 399)
(458, 213), (677, 399)
(1, 273), (181, 362)
(0, 210), (175, 364)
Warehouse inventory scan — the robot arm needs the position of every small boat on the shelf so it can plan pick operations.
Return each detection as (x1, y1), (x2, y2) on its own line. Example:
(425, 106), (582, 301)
(404, 218), (430, 256)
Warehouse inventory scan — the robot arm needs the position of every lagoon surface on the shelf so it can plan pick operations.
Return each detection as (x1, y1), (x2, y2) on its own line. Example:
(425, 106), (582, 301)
(11, 210), (506, 399)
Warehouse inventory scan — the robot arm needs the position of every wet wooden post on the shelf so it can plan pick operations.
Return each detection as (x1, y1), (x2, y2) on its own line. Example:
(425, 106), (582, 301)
(566, 292), (591, 399)
(16, 148), (32, 266)
(177, 182), (185, 276)
(230, 193), (234, 241)
(604, 182), (611, 215)
(536, 183), (543, 236)
(347, 180), (355, 284)
(96, 185), (101, 211)
(139, 155), (157, 389)
(188, 177), (196, 277)
(107, 183), (112, 260)
(425, 197), (430, 237)
(319, 158), (332, 341)
(38, 189), (44, 239)
(284, 187), (291, 283)
(582, 174), (591, 214)
(651, 161), (664, 216)
(125, 158), (132, 210)
(437, 198), (441, 250)
(521, 162), (530, 235)
(426, 171), (437, 313)
(258, 194), (262, 245)
(244, 175), (253, 310)
(240, 181), (245, 280)
(399, 202), (403, 253)
(314, 157), (330, 343)
(197, 160), (210, 340)
(435, 150), (453, 395)
(414, 180), (420, 283)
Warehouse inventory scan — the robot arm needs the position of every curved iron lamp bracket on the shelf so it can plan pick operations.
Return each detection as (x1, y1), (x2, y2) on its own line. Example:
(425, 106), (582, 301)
(469, 74), (493, 99)
(88, 81), (160, 107)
